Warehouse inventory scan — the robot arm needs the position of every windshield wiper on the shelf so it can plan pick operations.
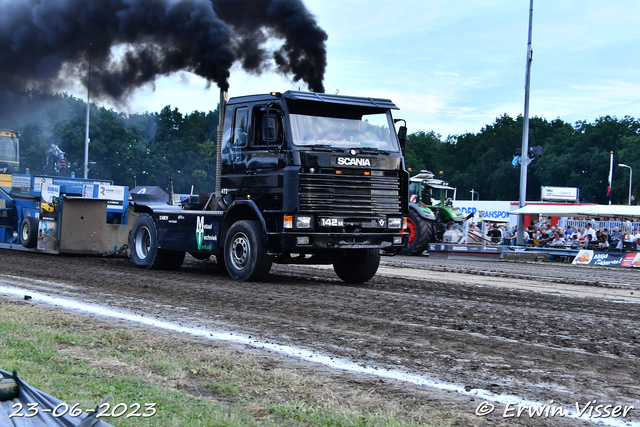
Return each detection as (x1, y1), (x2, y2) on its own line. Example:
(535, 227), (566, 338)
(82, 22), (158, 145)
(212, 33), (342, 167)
(358, 147), (391, 155)
(303, 144), (347, 153)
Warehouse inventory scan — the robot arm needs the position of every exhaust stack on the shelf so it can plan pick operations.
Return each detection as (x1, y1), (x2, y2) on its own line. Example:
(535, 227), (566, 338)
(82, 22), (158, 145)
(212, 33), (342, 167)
(215, 89), (228, 206)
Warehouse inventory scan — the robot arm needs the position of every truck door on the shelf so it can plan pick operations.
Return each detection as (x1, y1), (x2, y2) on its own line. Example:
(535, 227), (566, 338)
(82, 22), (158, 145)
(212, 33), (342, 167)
(221, 105), (249, 191)
(244, 105), (285, 211)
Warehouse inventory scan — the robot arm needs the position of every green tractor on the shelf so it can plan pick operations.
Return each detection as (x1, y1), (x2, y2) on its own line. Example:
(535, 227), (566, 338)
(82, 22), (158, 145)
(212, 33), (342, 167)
(403, 170), (465, 255)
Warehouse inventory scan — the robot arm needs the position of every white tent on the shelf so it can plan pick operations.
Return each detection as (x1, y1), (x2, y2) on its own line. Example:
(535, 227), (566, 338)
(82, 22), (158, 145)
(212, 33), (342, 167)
(509, 204), (640, 218)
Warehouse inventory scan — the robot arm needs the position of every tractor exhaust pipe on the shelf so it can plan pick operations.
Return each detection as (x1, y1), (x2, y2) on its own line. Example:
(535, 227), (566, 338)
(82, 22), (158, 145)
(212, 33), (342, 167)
(214, 89), (228, 208)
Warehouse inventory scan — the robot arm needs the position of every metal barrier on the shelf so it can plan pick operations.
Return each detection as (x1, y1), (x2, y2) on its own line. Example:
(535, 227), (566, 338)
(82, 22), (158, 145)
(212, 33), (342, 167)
(560, 219), (640, 232)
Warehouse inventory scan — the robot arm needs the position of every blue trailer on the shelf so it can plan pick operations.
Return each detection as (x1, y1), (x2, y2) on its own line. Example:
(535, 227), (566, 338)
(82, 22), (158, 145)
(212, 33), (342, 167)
(0, 174), (134, 255)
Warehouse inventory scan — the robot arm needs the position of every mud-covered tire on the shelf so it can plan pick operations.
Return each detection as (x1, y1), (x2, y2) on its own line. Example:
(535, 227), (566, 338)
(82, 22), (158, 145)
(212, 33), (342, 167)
(130, 214), (163, 269)
(401, 209), (434, 255)
(20, 216), (39, 248)
(224, 220), (273, 281)
(130, 214), (184, 270)
(333, 249), (380, 283)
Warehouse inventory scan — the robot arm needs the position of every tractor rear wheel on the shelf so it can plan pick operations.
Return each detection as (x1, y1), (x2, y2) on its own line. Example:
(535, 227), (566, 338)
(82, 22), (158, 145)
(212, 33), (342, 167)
(401, 209), (434, 255)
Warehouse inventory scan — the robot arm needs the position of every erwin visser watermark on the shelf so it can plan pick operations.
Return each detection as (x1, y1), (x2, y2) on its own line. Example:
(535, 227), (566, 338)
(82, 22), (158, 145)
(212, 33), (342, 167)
(475, 400), (635, 419)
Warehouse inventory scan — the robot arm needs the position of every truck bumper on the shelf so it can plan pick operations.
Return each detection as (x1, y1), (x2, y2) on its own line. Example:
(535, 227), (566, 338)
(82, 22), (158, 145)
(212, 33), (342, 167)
(278, 231), (406, 251)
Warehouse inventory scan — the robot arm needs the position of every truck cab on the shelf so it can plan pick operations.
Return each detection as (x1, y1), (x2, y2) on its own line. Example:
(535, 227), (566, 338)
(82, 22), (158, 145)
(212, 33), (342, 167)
(130, 91), (409, 283)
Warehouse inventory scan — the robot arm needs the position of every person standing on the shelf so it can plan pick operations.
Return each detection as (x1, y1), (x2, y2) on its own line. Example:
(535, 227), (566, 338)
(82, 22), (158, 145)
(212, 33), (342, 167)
(487, 224), (501, 244)
(631, 195), (638, 206)
(503, 226), (514, 245)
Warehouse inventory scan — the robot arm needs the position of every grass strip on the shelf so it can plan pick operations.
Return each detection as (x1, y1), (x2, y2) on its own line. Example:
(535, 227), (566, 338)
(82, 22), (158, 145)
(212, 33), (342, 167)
(0, 299), (461, 426)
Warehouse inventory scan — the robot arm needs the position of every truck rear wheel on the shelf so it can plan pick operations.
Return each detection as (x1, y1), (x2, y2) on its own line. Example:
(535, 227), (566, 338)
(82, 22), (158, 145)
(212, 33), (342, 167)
(224, 220), (273, 281)
(333, 249), (380, 283)
(130, 214), (184, 270)
(20, 216), (39, 248)
(401, 209), (434, 255)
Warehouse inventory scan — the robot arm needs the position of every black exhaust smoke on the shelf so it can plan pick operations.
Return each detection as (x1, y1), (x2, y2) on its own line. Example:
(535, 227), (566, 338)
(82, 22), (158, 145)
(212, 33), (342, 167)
(0, 0), (327, 104)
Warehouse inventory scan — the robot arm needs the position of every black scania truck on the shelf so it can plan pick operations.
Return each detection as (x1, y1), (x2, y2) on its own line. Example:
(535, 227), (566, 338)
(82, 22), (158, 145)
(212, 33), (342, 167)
(129, 90), (409, 282)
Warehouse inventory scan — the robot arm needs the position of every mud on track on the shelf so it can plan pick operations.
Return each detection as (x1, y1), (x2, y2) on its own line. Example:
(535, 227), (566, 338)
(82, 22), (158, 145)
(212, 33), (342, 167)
(1, 249), (639, 426)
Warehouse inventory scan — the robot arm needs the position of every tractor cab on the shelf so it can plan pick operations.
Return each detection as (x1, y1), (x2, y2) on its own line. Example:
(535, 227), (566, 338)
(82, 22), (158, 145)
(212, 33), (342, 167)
(409, 171), (459, 213)
(403, 170), (466, 255)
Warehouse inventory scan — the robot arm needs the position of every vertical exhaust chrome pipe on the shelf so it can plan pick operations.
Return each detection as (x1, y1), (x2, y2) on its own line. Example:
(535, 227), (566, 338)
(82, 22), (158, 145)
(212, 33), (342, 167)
(215, 89), (228, 206)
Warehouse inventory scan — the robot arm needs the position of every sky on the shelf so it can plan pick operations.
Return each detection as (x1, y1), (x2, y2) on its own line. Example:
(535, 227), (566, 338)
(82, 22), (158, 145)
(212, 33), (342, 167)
(75, 0), (640, 138)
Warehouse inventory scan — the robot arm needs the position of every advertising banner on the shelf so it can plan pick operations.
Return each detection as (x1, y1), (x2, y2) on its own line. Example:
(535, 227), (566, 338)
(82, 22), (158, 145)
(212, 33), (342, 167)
(541, 186), (579, 202)
(82, 183), (94, 198)
(40, 184), (60, 222)
(38, 184), (60, 251)
(37, 220), (58, 251)
(11, 175), (31, 195)
(572, 250), (640, 268)
(453, 201), (514, 224)
(97, 185), (127, 212)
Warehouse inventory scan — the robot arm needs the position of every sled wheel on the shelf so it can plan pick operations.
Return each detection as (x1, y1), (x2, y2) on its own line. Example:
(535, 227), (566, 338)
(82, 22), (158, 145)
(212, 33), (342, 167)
(20, 216), (39, 248)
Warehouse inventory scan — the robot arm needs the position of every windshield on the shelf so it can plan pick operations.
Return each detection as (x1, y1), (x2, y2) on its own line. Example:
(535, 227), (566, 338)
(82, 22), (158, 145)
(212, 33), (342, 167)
(0, 135), (19, 168)
(289, 113), (398, 151)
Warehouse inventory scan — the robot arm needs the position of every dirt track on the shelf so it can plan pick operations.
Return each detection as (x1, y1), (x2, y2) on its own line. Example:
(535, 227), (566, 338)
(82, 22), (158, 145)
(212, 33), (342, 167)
(1, 249), (639, 426)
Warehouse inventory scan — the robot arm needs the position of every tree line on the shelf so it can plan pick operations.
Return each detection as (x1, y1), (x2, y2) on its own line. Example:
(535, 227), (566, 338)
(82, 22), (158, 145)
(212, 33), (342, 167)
(3, 90), (639, 203)
(405, 114), (640, 205)
(5, 90), (219, 195)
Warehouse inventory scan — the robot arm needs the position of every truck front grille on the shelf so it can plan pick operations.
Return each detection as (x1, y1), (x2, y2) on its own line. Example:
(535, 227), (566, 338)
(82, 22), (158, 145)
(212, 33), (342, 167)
(299, 171), (401, 217)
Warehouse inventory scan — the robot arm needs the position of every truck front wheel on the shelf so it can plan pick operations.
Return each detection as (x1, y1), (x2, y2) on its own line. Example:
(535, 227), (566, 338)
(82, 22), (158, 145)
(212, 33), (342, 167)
(224, 220), (273, 281)
(333, 249), (380, 283)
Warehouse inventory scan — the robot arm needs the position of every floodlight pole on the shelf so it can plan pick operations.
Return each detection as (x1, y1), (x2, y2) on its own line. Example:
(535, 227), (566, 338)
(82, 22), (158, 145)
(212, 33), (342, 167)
(84, 44), (92, 179)
(607, 151), (614, 205)
(517, 0), (534, 245)
(619, 163), (632, 205)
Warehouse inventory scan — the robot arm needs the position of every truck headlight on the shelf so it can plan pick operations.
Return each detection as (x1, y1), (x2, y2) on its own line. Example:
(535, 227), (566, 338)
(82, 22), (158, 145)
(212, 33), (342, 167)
(388, 218), (403, 229)
(296, 216), (312, 229)
(284, 215), (293, 229)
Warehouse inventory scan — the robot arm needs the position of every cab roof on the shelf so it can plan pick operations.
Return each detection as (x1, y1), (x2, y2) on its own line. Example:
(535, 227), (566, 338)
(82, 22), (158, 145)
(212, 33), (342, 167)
(282, 91), (399, 110)
(227, 91), (399, 110)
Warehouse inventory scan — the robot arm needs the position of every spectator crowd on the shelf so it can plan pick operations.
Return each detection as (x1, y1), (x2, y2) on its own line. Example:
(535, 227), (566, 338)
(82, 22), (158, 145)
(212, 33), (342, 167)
(476, 218), (640, 250)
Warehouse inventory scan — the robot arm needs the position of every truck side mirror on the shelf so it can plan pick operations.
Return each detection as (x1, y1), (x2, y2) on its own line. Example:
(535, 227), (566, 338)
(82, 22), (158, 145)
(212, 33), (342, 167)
(397, 126), (407, 154)
(262, 113), (283, 152)
(262, 115), (277, 141)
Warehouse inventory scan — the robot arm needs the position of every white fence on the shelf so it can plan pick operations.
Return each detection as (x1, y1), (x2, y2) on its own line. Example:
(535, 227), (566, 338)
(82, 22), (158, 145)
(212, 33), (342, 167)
(560, 220), (640, 232)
